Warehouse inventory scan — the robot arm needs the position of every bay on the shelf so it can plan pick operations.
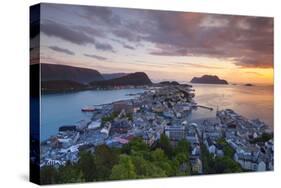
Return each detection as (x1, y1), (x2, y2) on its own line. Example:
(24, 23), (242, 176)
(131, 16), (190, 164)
(40, 88), (144, 141)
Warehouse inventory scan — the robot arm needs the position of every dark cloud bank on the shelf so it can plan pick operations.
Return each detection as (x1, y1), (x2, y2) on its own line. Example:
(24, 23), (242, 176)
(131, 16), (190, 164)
(42, 4), (273, 68)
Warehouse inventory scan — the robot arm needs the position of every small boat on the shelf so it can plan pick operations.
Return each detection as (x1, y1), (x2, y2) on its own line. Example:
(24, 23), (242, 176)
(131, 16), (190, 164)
(81, 106), (95, 112)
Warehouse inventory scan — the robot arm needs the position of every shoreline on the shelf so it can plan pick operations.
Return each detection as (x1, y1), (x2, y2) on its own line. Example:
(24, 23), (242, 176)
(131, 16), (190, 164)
(40, 84), (273, 173)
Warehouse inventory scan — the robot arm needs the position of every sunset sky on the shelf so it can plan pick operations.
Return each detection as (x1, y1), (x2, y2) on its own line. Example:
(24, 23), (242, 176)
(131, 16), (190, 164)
(32, 3), (274, 84)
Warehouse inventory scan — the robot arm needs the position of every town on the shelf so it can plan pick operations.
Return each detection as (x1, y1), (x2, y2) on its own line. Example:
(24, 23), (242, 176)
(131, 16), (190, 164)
(40, 84), (274, 174)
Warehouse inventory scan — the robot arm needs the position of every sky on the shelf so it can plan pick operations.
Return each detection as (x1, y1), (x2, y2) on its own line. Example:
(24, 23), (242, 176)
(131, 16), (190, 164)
(31, 3), (274, 84)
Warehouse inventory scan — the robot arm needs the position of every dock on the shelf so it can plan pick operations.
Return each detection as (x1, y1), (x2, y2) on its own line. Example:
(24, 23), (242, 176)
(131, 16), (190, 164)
(193, 105), (213, 111)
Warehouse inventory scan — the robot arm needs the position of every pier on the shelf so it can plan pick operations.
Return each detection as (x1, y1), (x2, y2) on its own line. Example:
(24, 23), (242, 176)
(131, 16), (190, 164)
(193, 105), (213, 111)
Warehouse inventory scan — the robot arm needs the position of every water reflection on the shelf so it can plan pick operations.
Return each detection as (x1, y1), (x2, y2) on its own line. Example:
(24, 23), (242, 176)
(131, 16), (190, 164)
(190, 84), (273, 128)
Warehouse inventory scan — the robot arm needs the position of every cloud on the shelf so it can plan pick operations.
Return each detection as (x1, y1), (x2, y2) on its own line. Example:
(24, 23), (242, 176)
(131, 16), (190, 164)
(123, 44), (135, 50)
(143, 13), (273, 68)
(177, 62), (225, 69)
(84, 53), (107, 60)
(95, 41), (115, 52)
(80, 5), (121, 25)
(41, 20), (96, 45)
(49, 46), (75, 55)
(42, 4), (273, 69)
(95, 8), (273, 69)
(41, 19), (115, 52)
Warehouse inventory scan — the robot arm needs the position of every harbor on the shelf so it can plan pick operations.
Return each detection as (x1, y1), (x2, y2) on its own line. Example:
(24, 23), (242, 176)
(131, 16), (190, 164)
(40, 84), (273, 173)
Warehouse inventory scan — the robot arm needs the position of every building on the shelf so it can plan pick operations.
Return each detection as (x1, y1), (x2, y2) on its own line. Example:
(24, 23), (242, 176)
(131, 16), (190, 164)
(111, 119), (132, 134)
(88, 120), (101, 130)
(113, 101), (133, 114)
(143, 131), (156, 146)
(165, 126), (186, 141)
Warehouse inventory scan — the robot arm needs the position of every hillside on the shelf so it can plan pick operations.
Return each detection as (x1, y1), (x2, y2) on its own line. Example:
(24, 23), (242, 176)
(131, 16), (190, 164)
(41, 63), (104, 84)
(41, 80), (87, 92)
(102, 73), (128, 80)
(90, 72), (152, 88)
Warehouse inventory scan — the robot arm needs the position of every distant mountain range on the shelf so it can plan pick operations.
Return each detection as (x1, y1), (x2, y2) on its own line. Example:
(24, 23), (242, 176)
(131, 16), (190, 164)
(191, 75), (228, 84)
(35, 63), (152, 92)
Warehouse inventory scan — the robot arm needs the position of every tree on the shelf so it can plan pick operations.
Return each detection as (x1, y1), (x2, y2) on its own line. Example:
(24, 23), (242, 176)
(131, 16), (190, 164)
(94, 144), (118, 180)
(78, 151), (96, 181)
(213, 157), (242, 173)
(159, 134), (173, 158)
(218, 138), (234, 157)
(201, 144), (214, 174)
(110, 155), (137, 180)
(131, 155), (166, 178)
(251, 133), (273, 144)
(58, 164), (84, 183)
(151, 148), (167, 161)
(175, 139), (190, 154)
(40, 166), (59, 185)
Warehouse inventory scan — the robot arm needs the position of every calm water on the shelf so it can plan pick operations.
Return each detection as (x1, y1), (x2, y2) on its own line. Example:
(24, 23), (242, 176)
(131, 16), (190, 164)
(41, 84), (274, 141)
(41, 89), (144, 141)
(190, 84), (273, 128)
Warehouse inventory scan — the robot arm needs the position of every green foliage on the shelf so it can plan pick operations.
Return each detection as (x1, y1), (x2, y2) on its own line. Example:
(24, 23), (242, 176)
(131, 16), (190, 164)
(201, 144), (214, 174)
(121, 137), (149, 157)
(151, 148), (167, 161)
(175, 139), (190, 154)
(159, 134), (173, 158)
(251, 133), (273, 144)
(40, 135), (242, 184)
(78, 151), (96, 182)
(110, 155), (137, 180)
(217, 138), (235, 157)
(57, 164), (84, 183)
(127, 113), (133, 121)
(94, 144), (119, 180)
(173, 140), (191, 175)
(131, 155), (166, 178)
(40, 166), (59, 185)
(212, 157), (242, 173)
(201, 141), (242, 174)
(101, 112), (118, 125)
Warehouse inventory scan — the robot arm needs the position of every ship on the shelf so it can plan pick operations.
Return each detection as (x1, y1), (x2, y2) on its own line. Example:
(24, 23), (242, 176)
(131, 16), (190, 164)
(81, 106), (95, 112)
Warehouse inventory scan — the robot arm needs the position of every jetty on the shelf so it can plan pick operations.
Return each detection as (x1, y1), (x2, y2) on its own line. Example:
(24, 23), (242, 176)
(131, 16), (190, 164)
(193, 104), (213, 111)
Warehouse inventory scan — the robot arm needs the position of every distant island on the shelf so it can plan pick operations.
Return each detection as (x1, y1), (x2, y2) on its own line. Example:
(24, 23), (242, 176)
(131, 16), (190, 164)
(190, 75), (228, 85)
(244, 83), (254, 86)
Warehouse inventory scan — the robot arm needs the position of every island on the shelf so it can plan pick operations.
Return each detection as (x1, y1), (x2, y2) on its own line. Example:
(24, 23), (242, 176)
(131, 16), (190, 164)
(244, 83), (254, 86)
(190, 75), (228, 85)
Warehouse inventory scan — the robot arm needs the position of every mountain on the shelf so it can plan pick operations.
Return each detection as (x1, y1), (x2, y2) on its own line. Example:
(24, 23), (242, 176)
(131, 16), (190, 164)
(41, 80), (87, 92)
(90, 72), (152, 88)
(41, 63), (104, 84)
(190, 75), (228, 84)
(102, 73), (128, 80)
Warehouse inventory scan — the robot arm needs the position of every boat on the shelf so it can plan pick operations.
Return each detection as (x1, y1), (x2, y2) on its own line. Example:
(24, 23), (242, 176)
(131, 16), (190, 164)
(81, 106), (95, 112)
